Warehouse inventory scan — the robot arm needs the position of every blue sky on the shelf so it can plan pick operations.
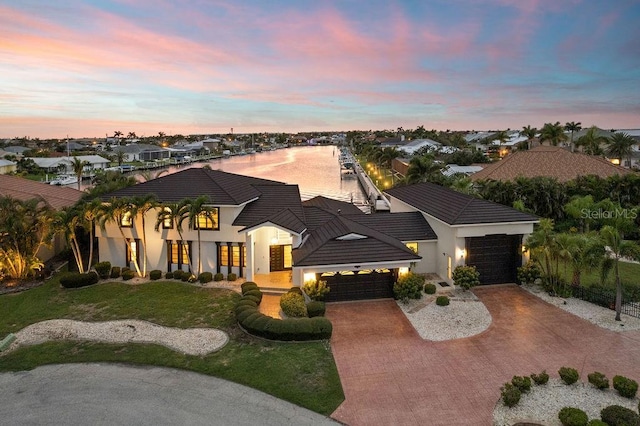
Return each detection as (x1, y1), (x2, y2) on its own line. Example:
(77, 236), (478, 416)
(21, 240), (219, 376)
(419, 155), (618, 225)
(1, 0), (639, 138)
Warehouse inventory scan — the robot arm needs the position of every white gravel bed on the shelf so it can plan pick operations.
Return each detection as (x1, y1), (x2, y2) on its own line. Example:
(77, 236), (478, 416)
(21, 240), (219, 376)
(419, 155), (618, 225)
(493, 378), (640, 426)
(7, 319), (228, 356)
(523, 284), (640, 332)
(397, 290), (492, 341)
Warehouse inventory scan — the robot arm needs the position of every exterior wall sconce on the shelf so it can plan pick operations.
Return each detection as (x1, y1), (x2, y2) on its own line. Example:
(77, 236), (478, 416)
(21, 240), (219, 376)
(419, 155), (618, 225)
(398, 267), (409, 276)
(457, 248), (467, 259)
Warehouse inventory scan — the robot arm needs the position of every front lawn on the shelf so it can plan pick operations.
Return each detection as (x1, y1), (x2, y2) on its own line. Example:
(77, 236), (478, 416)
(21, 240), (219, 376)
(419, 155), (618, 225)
(557, 260), (640, 289)
(0, 278), (344, 415)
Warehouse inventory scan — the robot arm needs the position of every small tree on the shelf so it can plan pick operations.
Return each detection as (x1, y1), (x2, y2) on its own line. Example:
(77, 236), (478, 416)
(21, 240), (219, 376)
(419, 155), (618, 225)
(452, 265), (480, 290)
(303, 279), (330, 301)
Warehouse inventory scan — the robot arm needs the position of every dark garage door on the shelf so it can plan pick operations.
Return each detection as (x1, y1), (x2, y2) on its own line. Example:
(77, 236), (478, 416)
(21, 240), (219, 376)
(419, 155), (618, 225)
(465, 234), (522, 285)
(321, 270), (395, 302)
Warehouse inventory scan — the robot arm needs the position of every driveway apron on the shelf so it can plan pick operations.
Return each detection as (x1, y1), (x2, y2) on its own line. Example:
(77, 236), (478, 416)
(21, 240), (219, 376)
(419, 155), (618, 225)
(327, 285), (640, 426)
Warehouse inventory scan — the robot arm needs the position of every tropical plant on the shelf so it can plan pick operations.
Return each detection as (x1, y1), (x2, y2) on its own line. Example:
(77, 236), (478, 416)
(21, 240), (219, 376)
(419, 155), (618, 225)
(526, 219), (561, 292)
(126, 194), (158, 277)
(564, 121), (582, 152)
(521, 125), (538, 149)
(606, 132), (635, 167)
(303, 279), (330, 301)
(69, 156), (89, 191)
(540, 122), (568, 146)
(404, 155), (444, 185)
(452, 265), (480, 290)
(55, 205), (86, 273)
(180, 195), (216, 275)
(575, 126), (607, 155)
(155, 199), (194, 273)
(96, 197), (142, 277)
(137, 169), (168, 182)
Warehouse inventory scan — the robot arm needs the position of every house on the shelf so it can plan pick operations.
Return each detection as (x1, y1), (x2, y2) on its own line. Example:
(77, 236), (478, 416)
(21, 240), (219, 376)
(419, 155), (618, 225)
(95, 169), (538, 301)
(385, 183), (538, 285)
(112, 144), (171, 162)
(470, 146), (636, 182)
(0, 174), (83, 261)
(28, 155), (111, 175)
(0, 159), (17, 174)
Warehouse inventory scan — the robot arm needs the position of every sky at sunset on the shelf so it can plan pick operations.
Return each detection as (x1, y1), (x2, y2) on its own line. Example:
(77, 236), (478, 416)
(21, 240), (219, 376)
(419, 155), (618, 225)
(1, 0), (639, 139)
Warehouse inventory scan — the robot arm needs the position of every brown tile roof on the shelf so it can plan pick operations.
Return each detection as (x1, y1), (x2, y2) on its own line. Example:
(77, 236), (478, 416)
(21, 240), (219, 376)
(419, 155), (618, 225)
(0, 174), (82, 209)
(470, 146), (636, 183)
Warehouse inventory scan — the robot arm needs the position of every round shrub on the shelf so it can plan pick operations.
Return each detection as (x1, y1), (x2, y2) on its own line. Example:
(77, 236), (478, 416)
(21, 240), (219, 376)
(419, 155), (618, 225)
(149, 270), (162, 280)
(586, 420), (608, 426)
(241, 281), (259, 294)
(303, 279), (330, 301)
(501, 383), (521, 408)
(600, 405), (640, 426)
(94, 261), (111, 279)
(558, 407), (588, 426)
(307, 301), (326, 317)
(60, 271), (100, 289)
(243, 294), (261, 305)
(613, 375), (638, 398)
(559, 367), (580, 385)
(214, 272), (224, 282)
(235, 305), (256, 317)
(531, 371), (550, 385)
(452, 265), (480, 290)
(121, 269), (135, 281)
(288, 286), (303, 295)
(436, 295), (450, 306)
(424, 283), (437, 294)
(393, 272), (425, 302)
(280, 291), (307, 317)
(236, 308), (258, 323)
(309, 316), (333, 339)
(198, 272), (213, 284)
(517, 262), (542, 285)
(588, 372), (610, 390)
(511, 376), (532, 393)
(172, 270), (184, 280)
(227, 273), (237, 282)
(181, 272), (191, 282)
(165, 271), (174, 279)
(110, 266), (121, 279)
(244, 289), (263, 304)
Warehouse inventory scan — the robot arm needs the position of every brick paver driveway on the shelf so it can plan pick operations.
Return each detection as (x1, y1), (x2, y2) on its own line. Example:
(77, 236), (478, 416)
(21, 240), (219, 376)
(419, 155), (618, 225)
(327, 285), (640, 426)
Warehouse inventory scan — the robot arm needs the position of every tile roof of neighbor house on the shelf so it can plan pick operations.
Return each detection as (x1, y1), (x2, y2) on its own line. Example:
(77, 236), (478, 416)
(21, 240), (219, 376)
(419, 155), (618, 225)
(0, 174), (83, 209)
(470, 146), (636, 183)
(233, 184), (306, 234)
(100, 168), (285, 205)
(385, 182), (538, 225)
(292, 214), (421, 267)
(302, 196), (364, 216)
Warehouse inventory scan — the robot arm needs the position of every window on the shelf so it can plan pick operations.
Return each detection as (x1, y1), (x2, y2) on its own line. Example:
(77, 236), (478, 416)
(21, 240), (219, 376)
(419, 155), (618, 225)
(161, 207), (172, 229)
(194, 208), (219, 230)
(120, 211), (133, 228)
(126, 239), (140, 267)
(406, 242), (418, 254)
(170, 241), (190, 264)
(220, 244), (246, 267)
(220, 245), (229, 266)
(232, 246), (241, 266)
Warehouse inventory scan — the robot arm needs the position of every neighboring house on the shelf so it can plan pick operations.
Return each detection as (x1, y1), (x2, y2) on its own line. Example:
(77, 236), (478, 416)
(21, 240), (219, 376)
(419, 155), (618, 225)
(3, 146), (31, 155)
(96, 168), (539, 301)
(470, 146), (636, 182)
(0, 159), (17, 174)
(113, 144), (171, 162)
(386, 183), (538, 285)
(441, 164), (485, 177)
(397, 138), (443, 155)
(29, 155), (111, 175)
(0, 174), (83, 261)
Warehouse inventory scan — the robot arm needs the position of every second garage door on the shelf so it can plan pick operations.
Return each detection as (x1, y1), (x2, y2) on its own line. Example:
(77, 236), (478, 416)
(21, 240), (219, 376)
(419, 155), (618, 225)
(465, 234), (522, 285)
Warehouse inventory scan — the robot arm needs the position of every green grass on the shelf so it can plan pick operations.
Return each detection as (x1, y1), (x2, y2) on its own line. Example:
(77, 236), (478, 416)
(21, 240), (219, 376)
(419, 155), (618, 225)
(557, 260), (640, 289)
(0, 278), (344, 415)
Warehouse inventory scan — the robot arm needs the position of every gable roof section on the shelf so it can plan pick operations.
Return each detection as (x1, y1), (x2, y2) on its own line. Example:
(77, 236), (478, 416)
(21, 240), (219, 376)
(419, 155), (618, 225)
(100, 168), (284, 205)
(470, 146), (635, 183)
(0, 174), (82, 209)
(293, 214), (420, 267)
(385, 182), (538, 225)
(302, 196), (364, 215)
(345, 211), (437, 241)
(234, 184), (306, 234)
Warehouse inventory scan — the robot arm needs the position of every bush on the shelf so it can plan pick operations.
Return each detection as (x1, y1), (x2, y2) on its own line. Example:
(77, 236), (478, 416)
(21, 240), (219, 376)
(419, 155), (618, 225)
(559, 367), (580, 385)
(424, 283), (437, 294)
(613, 375), (638, 398)
(586, 420), (607, 426)
(307, 301), (326, 317)
(558, 407), (588, 426)
(121, 269), (135, 281)
(60, 271), (99, 289)
(288, 286), (303, 295)
(517, 262), (542, 285)
(227, 273), (237, 282)
(511, 376), (532, 393)
(172, 270), (184, 280)
(393, 272), (425, 302)
(149, 270), (162, 280)
(436, 295), (450, 306)
(600, 405), (640, 426)
(501, 383), (521, 408)
(531, 371), (550, 385)
(280, 291), (307, 317)
(303, 279), (330, 301)
(588, 372), (610, 390)
(214, 272), (224, 282)
(452, 265), (480, 290)
(241, 282), (259, 294)
(110, 266), (121, 279)
(94, 261), (111, 279)
(165, 271), (174, 279)
(198, 272), (213, 283)
(244, 289), (263, 304)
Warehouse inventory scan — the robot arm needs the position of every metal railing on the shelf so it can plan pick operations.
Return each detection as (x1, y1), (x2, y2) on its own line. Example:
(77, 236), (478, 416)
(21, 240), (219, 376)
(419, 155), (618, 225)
(571, 286), (640, 319)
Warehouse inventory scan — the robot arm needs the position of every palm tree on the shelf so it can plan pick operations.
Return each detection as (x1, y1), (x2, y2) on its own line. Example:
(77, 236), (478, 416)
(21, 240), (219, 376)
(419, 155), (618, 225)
(127, 131), (137, 140)
(113, 131), (123, 145)
(563, 195), (596, 232)
(540, 122), (568, 147)
(55, 205), (85, 273)
(81, 198), (103, 270)
(69, 156), (89, 191)
(126, 194), (158, 277)
(179, 195), (215, 276)
(564, 121), (582, 152)
(525, 218), (561, 292)
(521, 125), (538, 150)
(599, 225), (640, 321)
(605, 132), (635, 167)
(137, 169), (168, 182)
(97, 197), (142, 277)
(115, 150), (125, 167)
(155, 199), (193, 271)
(405, 155), (443, 184)
(575, 126), (607, 155)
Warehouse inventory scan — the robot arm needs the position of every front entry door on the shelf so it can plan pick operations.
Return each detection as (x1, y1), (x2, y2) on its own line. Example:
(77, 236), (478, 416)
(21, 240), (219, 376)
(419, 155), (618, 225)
(270, 244), (292, 271)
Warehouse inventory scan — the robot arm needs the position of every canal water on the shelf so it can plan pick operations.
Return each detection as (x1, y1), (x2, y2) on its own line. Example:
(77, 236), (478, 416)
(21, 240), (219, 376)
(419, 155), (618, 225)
(166, 145), (368, 206)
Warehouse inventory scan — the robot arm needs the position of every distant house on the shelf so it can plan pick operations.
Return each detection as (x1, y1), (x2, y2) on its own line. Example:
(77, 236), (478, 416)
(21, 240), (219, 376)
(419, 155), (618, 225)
(28, 155), (111, 175)
(112, 144), (171, 162)
(0, 159), (17, 174)
(442, 164), (485, 177)
(470, 146), (636, 182)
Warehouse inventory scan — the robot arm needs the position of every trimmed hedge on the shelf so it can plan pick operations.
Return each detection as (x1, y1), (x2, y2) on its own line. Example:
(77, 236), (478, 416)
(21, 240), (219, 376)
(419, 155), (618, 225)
(198, 272), (213, 284)
(149, 270), (162, 280)
(214, 272), (224, 281)
(110, 266), (121, 279)
(94, 261), (111, 279)
(600, 405), (640, 426)
(234, 288), (332, 341)
(613, 375), (638, 398)
(424, 283), (437, 294)
(121, 269), (135, 281)
(559, 367), (580, 385)
(60, 271), (100, 288)
(165, 271), (174, 279)
(280, 291), (307, 317)
(558, 407), (588, 426)
(436, 295), (450, 306)
(227, 273), (237, 282)
(307, 301), (326, 317)
(586, 420), (608, 426)
(241, 281), (259, 294)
